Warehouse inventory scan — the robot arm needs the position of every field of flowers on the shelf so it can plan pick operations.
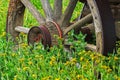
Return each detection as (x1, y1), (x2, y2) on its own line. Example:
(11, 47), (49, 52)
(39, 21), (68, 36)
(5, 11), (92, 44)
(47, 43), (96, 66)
(0, 0), (120, 80)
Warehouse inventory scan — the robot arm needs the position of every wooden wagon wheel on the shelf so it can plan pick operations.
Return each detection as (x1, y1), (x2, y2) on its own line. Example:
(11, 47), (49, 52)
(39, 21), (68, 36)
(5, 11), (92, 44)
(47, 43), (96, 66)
(6, 0), (116, 55)
(64, 0), (116, 56)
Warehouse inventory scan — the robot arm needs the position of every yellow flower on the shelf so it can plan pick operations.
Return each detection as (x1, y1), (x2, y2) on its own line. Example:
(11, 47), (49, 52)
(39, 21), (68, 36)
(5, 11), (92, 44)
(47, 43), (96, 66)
(71, 58), (77, 64)
(95, 59), (100, 64)
(23, 67), (29, 71)
(19, 58), (25, 62)
(50, 61), (53, 66)
(32, 74), (37, 78)
(11, 53), (16, 57)
(76, 74), (82, 79)
(114, 75), (120, 80)
(101, 65), (108, 69)
(114, 56), (119, 61)
(28, 61), (33, 65)
(1, 32), (6, 37)
(14, 75), (17, 80)
(80, 57), (84, 61)
(55, 78), (60, 80)
(20, 43), (28, 48)
(82, 65), (87, 69)
(51, 56), (56, 61)
(107, 68), (112, 73)
(65, 61), (70, 66)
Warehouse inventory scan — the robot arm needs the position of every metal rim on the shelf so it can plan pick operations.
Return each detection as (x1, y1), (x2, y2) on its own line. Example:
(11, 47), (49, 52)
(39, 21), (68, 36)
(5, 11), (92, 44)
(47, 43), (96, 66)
(28, 26), (51, 48)
(48, 21), (63, 38)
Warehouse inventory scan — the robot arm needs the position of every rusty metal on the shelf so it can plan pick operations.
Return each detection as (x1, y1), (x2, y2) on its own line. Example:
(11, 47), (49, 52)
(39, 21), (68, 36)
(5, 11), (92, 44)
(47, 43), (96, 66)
(28, 26), (51, 48)
(48, 21), (63, 38)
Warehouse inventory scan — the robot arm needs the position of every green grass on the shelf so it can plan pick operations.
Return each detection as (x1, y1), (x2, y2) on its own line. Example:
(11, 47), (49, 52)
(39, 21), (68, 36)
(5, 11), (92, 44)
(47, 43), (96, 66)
(0, 0), (120, 80)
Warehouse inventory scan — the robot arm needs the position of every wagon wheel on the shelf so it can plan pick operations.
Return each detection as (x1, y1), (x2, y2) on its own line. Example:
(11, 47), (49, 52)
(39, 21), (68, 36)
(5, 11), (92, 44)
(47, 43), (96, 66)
(64, 0), (116, 55)
(6, 0), (116, 55)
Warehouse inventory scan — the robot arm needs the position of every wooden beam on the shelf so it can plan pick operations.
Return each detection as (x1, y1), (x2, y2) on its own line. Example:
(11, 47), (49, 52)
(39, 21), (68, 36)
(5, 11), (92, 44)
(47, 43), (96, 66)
(21, 0), (45, 24)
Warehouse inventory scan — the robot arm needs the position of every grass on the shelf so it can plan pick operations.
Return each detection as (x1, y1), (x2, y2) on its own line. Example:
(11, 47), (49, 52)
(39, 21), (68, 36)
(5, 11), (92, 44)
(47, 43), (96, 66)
(0, 0), (120, 80)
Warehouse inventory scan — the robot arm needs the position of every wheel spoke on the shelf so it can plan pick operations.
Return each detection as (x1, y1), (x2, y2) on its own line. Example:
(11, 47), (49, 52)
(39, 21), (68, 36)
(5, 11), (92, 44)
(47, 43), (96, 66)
(40, 0), (54, 21)
(54, 0), (62, 20)
(64, 13), (92, 35)
(21, 0), (45, 24)
(60, 0), (78, 28)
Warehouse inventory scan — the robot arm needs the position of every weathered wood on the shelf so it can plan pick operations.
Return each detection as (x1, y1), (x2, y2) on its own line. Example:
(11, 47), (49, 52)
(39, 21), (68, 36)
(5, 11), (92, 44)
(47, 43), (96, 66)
(6, 0), (25, 41)
(21, 0), (45, 24)
(81, 23), (94, 33)
(40, 0), (54, 21)
(54, 0), (62, 20)
(64, 13), (92, 35)
(15, 26), (30, 34)
(115, 22), (120, 39)
(60, 0), (78, 28)
(85, 44), (96, 51)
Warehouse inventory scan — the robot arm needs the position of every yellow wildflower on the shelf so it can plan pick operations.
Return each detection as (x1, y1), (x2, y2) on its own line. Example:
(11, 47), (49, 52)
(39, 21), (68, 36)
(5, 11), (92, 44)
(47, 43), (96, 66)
(19, 58), (25, 62)
(32, 74), (37, 78)
(40, 55), (44, 60)
(80, 57), (84, 61)
(51, 56), (56, 61)
(1, 32), (6, 37)
(114, 56), (119, 61)
(50, 61), (53, 66)
(23, 67), (29, 71)
(21, 43), (28, 48)
(95, 59), (100, 64)
(107, 68), (112, 73)
(76, 74), (82, 79)
(71, 58), (77, 64)
(114, 75), (120, 80)
(101, 65), (108, 69)
(14, 75), (17, 80)
(55, 78), (60, 80)
(28, 61), (33, 65)
(65, 61), (70, 66)
(11, 53), (16, 57)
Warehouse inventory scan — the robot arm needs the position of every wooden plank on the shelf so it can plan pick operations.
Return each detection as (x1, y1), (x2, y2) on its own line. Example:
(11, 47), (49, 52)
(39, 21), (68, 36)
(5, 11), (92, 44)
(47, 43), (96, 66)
(21, 0), (45, 24)
(15, 26), (30, 34)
